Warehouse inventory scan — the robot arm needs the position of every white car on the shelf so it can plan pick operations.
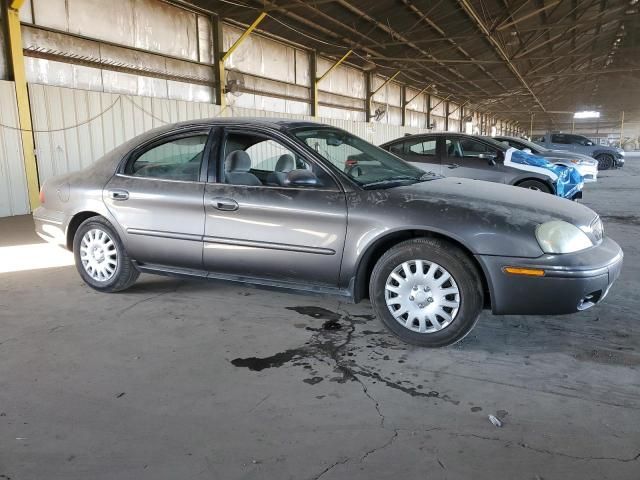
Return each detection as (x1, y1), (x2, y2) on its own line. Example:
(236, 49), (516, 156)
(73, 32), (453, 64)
(494, 136), (598, 183)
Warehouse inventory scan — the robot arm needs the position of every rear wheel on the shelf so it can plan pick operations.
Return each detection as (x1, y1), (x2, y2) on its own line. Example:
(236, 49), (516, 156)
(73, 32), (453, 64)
(369, 238), (484, 347)
(595, 153), (614, 170)
(517, 179), (551, 193)
(73, 216), (139, 292)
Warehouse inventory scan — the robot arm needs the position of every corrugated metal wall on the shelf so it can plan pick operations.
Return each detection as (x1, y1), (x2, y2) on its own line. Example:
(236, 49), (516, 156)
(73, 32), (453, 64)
(28, 84), (427, 186)
(0, 81), (30, 217)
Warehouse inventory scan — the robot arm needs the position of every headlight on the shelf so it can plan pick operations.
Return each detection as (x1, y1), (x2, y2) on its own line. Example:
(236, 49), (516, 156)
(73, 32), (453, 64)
(536, 220), (593, 254)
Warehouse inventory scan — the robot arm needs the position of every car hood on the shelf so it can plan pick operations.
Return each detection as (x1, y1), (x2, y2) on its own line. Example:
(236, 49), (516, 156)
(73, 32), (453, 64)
(546, 150), (597, 163)
(388, 177), (597, 233)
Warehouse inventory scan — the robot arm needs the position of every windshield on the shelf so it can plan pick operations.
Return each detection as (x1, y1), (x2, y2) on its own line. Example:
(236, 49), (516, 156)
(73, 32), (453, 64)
(494, 136), (550, 153)
(292, 127), (435, 189)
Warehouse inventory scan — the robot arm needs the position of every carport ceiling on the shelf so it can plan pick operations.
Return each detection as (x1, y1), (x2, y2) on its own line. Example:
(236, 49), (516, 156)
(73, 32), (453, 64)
(191, 0), (640, 129)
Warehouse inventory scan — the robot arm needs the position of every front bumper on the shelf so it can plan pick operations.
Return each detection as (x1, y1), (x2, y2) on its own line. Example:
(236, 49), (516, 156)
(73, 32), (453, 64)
(575, 164), (598, 183)
(615, 155), (625, 168)
(476, 237), (623, 315)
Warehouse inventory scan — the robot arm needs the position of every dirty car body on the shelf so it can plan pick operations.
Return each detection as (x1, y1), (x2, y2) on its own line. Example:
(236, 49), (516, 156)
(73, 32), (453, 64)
(34, 119), (623, 346)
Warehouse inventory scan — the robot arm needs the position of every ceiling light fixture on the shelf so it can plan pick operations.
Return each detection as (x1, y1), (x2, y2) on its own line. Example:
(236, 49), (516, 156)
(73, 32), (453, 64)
(574, 111), (601, 119)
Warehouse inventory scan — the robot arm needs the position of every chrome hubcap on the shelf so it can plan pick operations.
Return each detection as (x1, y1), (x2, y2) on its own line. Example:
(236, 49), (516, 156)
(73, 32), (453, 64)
(385, 260), (460, 334)
(80, 229), (118, 281)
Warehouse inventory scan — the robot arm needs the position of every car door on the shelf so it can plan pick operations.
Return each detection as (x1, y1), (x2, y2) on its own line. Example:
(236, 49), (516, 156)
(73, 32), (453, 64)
(104, 127), (213, 271)
(549, 133), (572, 152)
(441, 136), (508, 182)
(396, 136), (442, 175)
(202, 127), (347, 287)
(567, 134), (592, 156)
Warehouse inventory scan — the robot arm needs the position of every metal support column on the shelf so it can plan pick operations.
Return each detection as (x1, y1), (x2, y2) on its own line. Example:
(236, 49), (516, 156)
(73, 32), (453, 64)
(401, 85), (407, 127)
(620, 110), (625, 147)
(426, 94), (432, 129)
(6, 0), (40, 210)
(365, 72), (373, 122)
(310, 51), (318, 117)
(212, 15), (225, 108)
(445, 101), (449, 131)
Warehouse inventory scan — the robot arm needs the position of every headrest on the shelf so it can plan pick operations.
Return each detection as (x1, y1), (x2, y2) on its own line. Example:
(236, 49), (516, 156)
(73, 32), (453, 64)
(275, 154), (295, 173)
(225, 150), (251, 172)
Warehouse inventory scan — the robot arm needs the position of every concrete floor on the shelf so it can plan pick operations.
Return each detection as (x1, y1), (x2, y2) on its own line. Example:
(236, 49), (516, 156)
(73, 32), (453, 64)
(1, 157), (639, 480)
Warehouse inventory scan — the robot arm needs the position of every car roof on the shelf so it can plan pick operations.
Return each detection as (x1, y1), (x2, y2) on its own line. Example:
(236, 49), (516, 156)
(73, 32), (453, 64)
(169, 117), (325, 131)
(381, 132), (494, 146)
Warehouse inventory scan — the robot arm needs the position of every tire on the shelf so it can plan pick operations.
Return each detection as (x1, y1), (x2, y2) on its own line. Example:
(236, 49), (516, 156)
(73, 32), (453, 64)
(595, 154), (614, 170)
(517, 179), (551, 194)
(369, 238), (484, 347)
(73, 216), (139, 292)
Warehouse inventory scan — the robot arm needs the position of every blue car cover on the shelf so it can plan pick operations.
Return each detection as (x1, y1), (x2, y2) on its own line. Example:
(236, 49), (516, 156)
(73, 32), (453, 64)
(504, 148), (584, 199)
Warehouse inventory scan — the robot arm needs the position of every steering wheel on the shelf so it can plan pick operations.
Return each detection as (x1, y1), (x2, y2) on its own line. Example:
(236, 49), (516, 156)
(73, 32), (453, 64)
(345, 164), (364, 177)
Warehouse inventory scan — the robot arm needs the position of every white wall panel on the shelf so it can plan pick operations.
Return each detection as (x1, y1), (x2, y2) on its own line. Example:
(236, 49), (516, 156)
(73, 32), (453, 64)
(27, 84), (429, 195)
(0, 81), (30, 217)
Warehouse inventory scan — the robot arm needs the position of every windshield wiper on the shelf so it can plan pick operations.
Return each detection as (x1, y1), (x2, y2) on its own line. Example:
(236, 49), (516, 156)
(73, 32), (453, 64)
(361, 176), (418, 189)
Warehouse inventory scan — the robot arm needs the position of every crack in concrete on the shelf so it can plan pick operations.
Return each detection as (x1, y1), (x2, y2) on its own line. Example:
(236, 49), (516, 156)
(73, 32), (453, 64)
(310, 456), (351, 480)
(517, 443), (640, 463)
(360, 429), (399, 462)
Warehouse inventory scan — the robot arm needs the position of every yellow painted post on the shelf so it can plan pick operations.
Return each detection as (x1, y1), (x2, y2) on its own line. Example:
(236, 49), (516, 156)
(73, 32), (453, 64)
(7, 0), (40, 210)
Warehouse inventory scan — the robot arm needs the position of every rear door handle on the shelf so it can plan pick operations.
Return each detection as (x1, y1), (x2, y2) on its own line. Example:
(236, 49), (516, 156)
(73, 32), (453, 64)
(446, 163), (459, 169)
(109, 189), (129, 201)
(211, 197), (239, 211)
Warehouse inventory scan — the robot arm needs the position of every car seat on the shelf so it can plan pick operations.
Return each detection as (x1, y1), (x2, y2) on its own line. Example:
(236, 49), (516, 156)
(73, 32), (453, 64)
(225, 150), (262, 186)
(266, 154), (295, 186)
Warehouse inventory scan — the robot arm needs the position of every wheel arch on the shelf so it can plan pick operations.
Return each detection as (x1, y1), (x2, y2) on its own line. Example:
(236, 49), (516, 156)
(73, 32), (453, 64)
(514, 176), (555, 193)
(66, 211), (102, 251)
(352, 229), (492, 309)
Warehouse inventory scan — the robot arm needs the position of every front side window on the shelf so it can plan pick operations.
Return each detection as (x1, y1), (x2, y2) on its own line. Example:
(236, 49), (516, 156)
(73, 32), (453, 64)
(568, 135), (593, 146)
(551, 134), (569, 144)
(222, 132), (334, 188)
(293, 127), (430, 189)
(128, 134), (208, 181)
(388, 142), (404, 155)
(446, 138), (500, 159)
(406, 138), (438, 157)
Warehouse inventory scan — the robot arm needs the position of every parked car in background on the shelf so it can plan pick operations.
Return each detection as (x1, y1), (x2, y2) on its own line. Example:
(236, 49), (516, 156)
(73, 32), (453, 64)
(532, 132), (624, 170)
(493, 135), (598, 183)
(380, 133), (583, 199)
(33, 119), (622, 347)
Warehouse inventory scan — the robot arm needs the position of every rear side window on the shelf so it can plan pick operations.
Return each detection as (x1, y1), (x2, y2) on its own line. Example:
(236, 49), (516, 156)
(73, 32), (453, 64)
(128, 134), (208, 181)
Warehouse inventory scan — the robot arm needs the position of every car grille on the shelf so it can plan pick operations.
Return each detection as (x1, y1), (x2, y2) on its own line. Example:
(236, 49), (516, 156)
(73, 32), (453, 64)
(590, 216), (604, 243)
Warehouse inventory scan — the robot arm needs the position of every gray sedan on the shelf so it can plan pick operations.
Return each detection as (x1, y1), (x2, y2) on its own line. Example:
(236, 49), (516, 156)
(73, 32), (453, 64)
(34, 119), (623, 347)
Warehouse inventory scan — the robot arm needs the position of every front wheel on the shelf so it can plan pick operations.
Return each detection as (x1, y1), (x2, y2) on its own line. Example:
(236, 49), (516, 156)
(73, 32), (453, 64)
(369, 238), (484, 347)
(595, 154), (614, 170)
(517, 179), (551, 193)
(73, 216), (139, 292)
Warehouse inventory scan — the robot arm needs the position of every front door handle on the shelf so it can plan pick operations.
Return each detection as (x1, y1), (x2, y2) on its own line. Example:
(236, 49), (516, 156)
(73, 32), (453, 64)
(211, 197), (239, 211)
(109, 189), (129, 201)
(446, 163), (459, 169)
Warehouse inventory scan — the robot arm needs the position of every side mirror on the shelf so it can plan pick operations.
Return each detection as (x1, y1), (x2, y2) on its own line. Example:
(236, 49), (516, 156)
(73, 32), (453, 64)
(284, 169), (321, 187)
(478, 153), (497, 165)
